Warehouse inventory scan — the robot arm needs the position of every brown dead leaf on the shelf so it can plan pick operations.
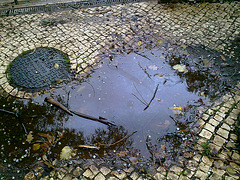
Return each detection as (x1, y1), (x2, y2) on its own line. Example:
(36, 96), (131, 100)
(118, 151), (129, 157)
(160, 144), (166, 150)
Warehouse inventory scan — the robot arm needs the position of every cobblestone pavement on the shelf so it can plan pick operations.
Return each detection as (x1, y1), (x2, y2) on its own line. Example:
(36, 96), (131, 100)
(0, 0), (240, 179)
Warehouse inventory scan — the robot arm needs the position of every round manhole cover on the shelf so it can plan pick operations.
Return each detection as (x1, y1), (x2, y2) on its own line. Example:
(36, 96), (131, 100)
(7, 47), (70, 91)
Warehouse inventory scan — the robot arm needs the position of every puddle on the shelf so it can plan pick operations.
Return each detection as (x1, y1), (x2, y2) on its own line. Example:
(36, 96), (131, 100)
(0, 47), (229, 178)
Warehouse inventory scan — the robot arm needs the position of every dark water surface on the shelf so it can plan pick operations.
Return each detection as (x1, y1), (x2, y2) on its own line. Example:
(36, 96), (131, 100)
(1, 48), (219, 178)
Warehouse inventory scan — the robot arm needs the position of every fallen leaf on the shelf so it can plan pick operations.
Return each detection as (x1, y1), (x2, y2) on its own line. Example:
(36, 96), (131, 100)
(173, 64), (187, 73)
(26, 131), (34, 143)
(118, 151), (129, 157)
(180, 44), (187, 49)
(158, 73), (164, 77)
(54, 63), (59, 69)
(56, 79), (63, 84)
(60, 146), (76, 160)
(220, 54), (226, 61)
(39, 133), (55, 145)
(138, 41), (142, 47)
(41, 143), (50, 151)
(156, 98), (162, 102)
(32, 143), (40, 151)
(156, 120), (171, 128)
(148, 65), (158, 71)
(160, 144), (165, 150)
(172, 107), (182, 111)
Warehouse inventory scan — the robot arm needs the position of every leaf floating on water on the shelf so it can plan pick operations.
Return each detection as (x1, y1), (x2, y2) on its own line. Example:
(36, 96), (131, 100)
(60, 146), (76, 160)
(180, 44), (187, 49)
(138, 41), (142, 47)
(54, 63), (60, 69)
(148, 65), (158, 71)
(171, 106), (184, 115)
(156, 120), (171, 128)
(32, 143), (40, 151)
(26, 131), (34, 143)
(173, 64), (187, 73)
(220, 54), (226, 61)
(56, 79), (63, 84)
(172, 107), (182, 111)
(156, 98), (162, 102)
(118, 150), (129, 157)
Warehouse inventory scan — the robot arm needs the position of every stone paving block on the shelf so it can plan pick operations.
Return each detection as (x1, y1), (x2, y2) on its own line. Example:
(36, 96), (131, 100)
(229, 112), (238, 120)
(89, 165), (99, 175)
(213, 135), (226, 147)
(216, 128), (229, 139)
(225, 117), (235, 126)
(153, 172), (165, 180)
(204, 123), (215, 133)
(100, 167), (111, 176)
(230, 134), (238, 141)
(83, 169), (94, 179)
(199, 129), (212, 139)
(194, 170), (208, 180)
(214, 114), (223, 122)
(199, 162), (210, 173)
(94, 173), (105, 180)
(167, 172), (179, 180)
(221, 123), (231, 131)
(130, 172), (139, 180)
(169, 166), (183, 175)
(111, 170), (127, 179)
(208, 118), (220, 126)
(202, 156), (213, 166)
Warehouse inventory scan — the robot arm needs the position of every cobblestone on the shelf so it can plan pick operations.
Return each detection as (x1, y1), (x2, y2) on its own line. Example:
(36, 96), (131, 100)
(0, 0), (239, 180)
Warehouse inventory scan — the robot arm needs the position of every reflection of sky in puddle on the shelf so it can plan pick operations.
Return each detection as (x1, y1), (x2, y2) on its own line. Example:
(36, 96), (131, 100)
(34, 49), (208, 156)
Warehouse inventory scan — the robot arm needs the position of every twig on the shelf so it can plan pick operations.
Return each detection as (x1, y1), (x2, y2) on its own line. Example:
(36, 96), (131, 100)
(100, 131), (137, 147)
(133, 83), (147, 105)
(0, 109), (28, 134)
(71, 110), (115, 126)
(132, 93), (147, 106)
(138, 62), (151, 79)
(144, 84), (159, 111)
(134, 51), (151, 61)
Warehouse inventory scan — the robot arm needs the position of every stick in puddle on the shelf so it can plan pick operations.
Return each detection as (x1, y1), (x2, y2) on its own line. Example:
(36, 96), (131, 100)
(45, 97), (114, 126)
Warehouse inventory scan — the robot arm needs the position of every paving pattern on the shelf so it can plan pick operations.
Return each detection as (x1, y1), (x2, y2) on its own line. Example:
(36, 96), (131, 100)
(0, 0), (240, 179)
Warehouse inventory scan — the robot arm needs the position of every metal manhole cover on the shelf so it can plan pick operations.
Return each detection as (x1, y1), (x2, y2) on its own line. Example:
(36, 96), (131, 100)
(8, 47), (70, 91)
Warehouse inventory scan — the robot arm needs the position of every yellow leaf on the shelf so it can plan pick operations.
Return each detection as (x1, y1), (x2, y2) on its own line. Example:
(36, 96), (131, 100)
(32, 143), (40, 151)
(138, 41), (142, 47)
(26, 131), (33, 143)
(54, 63), (59, 69)
(60, 146), (76, 160)
(172, 107), (182, 110)
(220, 54), (226, 61)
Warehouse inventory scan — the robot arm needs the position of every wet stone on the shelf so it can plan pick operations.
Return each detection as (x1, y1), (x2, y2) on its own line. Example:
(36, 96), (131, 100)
(83, 169), (94, 179)
(195, 170), (208, 180)
(153, 172), (165, 180)
(111, 170), (127, 179)
(199, 129), (212, 139)
(100, 167), (111, 176)
(216, 128), (229, 139)
(167, 172), (179, 179)
(209, 118), (220, 126)
(130, 172), (139, 180)
(94, 173), (105, 180)
(213, 135), (226, 147)
(204, 123), (215, 132)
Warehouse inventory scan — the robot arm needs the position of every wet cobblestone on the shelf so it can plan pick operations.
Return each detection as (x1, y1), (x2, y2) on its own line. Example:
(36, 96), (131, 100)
(0, 0), (240, 179)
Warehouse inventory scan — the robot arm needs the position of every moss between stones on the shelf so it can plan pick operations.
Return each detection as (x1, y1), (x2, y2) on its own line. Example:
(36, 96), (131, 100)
(5, 61), (13, 81)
